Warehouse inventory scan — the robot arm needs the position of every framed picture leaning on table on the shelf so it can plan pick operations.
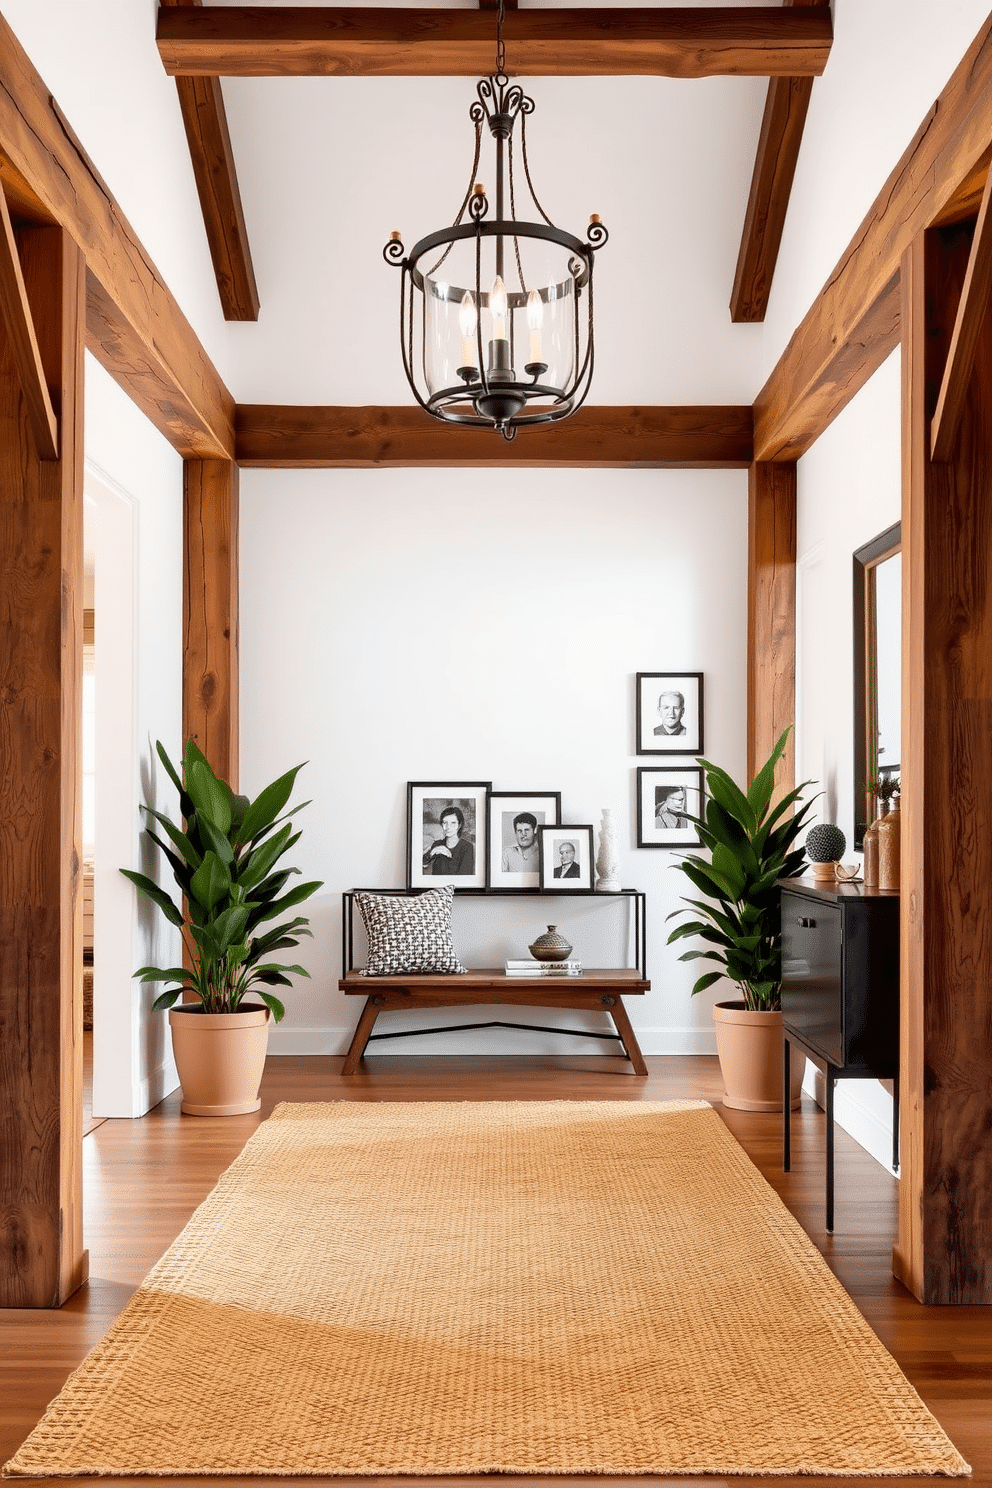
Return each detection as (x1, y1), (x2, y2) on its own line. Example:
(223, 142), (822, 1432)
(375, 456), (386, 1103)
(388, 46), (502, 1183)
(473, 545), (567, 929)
(537, 824), (594, 892)
(487, 791), (561, 891)
(408, 782), (490, 891)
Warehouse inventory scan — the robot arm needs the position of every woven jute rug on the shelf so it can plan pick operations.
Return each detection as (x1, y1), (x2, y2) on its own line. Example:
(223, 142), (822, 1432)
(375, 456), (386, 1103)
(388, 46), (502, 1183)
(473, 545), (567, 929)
(4, 1100), (969, 1478)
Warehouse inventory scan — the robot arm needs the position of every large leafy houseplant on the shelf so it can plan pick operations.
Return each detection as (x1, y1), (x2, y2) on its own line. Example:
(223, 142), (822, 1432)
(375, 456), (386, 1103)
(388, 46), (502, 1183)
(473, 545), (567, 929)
(121, 739), (323, 1022)
(666, 729), (815, 1012)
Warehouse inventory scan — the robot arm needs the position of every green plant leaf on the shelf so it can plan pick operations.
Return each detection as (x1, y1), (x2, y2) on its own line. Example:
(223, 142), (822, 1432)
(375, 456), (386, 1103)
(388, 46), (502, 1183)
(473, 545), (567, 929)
(134, 966), (191, 984)
(155, 739), (195, 819)
(698, 760), (757, 835)
(189, 851), (232, 911)
(235, 765), (304, 849)
(187, 759), (232, 836)
(197, 814), (235, 865)
(119, 869), (184, 927)
(151, 987), (184, 1011)
(691, 971), (724, 995)
(246, 880), (322, 928)
(212, 904), (251, 950)
(142, 808), (202, 869)
(236, 823), (295, 891)
(143, 830), (193, 889)
(254, 992), (286, 1022)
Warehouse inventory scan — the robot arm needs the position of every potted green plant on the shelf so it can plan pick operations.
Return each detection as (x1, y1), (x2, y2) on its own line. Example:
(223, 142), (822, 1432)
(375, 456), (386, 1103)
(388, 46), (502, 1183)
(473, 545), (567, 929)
(666, 728), (815, 1111)
(121, 739), (323, 1116)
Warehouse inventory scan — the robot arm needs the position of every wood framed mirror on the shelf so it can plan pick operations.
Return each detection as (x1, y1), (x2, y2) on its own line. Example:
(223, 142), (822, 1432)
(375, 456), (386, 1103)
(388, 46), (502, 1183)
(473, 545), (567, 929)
(853, 522), (902, 850)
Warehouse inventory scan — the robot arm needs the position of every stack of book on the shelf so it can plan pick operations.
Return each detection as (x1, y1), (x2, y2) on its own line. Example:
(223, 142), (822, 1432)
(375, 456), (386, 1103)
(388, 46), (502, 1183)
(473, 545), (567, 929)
(504, 958), (584, 977)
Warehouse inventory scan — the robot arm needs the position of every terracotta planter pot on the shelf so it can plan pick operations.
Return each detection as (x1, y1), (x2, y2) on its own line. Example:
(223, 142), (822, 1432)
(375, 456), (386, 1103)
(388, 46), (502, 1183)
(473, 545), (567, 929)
(712, 1000), (804, 1112)
(168, 1004), (271, 1116)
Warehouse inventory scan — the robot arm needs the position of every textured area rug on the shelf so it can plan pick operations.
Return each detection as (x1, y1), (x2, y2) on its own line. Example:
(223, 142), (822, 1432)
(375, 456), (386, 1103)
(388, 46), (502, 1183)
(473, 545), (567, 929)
(4, 1100), (969, 1478)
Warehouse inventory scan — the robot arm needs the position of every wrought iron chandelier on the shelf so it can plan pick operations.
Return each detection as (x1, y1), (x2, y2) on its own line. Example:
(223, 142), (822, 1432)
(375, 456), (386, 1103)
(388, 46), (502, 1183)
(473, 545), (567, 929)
(383, 0), (608, 441)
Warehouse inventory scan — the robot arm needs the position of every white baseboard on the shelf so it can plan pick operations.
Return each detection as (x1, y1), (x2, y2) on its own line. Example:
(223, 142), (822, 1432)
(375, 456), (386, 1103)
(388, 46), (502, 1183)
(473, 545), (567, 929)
(266, 1024), (718, 1057)
(803, 1064), (897, 1175)
(139, 1057), (180, 1115)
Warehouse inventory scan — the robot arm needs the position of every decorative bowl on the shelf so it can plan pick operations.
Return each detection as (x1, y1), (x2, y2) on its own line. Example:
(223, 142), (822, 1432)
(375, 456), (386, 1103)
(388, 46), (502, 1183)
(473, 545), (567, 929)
(528, 925), (573, 961)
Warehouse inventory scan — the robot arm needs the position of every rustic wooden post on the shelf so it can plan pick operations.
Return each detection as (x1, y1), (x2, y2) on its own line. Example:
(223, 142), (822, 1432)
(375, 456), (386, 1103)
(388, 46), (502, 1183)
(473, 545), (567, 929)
(0, 223), (87, 1307)
(895, 223), (992, 1304)
(183, 458), (239, 786)
(747, 461), (796, 789)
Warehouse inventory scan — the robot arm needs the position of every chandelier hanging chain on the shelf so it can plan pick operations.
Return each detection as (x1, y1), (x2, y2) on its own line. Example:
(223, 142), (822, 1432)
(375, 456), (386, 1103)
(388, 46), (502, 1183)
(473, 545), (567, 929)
(496, 0), (506, 77)
(519, 114), (556, 230)
(424, 116), (484, 278)
(506, 128), (527, 297)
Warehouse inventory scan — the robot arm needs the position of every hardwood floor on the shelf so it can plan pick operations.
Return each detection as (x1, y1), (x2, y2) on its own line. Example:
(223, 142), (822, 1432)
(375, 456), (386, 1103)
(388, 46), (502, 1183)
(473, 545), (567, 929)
(3, 1053), (990, 1486)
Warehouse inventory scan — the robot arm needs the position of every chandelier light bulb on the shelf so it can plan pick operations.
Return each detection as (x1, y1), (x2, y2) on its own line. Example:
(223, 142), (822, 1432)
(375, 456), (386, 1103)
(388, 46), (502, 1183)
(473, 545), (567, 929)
(526, 288), (543, 366)
(459, 290), (478, 367)
(489, 275), (508, 341)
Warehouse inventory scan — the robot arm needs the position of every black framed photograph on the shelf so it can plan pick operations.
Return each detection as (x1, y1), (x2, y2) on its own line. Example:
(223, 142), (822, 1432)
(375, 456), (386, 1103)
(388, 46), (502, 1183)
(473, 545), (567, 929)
(537, 825), (594, 892)
(407, 782), (490, 891)
(636, 672), (704, 754)
(637, 766), (704, 848)
(487, 791), (562, 891)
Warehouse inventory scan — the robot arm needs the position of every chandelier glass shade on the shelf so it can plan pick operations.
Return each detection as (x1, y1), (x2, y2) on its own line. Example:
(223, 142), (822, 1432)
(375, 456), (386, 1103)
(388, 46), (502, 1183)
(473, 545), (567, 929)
(384, 74), (607, 441)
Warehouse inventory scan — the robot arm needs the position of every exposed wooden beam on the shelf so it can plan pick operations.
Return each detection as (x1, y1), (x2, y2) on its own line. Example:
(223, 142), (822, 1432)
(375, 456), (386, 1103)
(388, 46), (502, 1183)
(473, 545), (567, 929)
(730, 1), (824, 324)
(746, 461), (795, 794)
(0, 184), (58, 459)
(896, 223), (992, 1304)
(235, 404), (754, 468)
(184, 460), (240, 787)
(0, 223), (87, 1308)
(156, 6), (833, 79)
(753, 14), (992, 462)
(930, 168), (992, 461)
(160, 0), (260, 324)
(0, 12), (234, 459)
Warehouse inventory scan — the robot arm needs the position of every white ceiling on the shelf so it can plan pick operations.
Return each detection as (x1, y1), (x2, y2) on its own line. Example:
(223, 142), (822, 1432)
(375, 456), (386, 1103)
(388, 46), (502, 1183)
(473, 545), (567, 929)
(6, 1), (992, 412)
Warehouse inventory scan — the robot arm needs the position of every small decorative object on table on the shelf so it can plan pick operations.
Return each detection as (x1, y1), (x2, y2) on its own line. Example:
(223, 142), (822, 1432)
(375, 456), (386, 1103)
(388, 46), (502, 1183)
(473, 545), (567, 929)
(595, 807), (621, 892)
(805, 823), (846, 882)
(834, 862), (862, 882)
(876, 794), (901, 891)
(528, 925), (573, 961)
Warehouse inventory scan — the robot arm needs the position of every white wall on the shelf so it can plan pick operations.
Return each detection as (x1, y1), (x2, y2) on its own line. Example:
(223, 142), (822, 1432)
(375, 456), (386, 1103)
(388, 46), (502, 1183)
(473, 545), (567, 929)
(764, 0), (992, 382)
(795, 349), (902, 1171)
(85, 356), (184, 1116)
(240, 465), (747, 1057)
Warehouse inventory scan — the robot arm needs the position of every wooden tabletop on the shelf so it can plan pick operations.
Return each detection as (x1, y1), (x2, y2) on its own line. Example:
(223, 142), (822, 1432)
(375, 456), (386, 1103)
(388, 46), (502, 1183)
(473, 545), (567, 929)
(339, 968), (649, 994)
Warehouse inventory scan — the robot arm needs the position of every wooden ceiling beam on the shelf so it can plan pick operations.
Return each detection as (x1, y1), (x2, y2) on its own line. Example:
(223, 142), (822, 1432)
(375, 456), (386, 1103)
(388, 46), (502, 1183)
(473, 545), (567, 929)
(930, 168), (992, 462)
(0, 183), (59, 459)
(730, 0), (823, 324)
(753, 14), (992, 462)
(235, 404), (754, 468)
(156, 7), (833, 79)
(0, 12), (234, 460)
(160, 0), (260, 324)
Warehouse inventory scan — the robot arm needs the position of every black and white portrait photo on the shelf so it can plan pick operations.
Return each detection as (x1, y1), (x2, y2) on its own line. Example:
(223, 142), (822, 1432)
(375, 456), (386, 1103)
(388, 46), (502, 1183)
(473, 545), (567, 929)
(487, 791), (561, 891)
(537, 824), (594, 892)
(636, 672), (704, 755)
(407, 781), (490, 890)
(636, 767), (704, 848)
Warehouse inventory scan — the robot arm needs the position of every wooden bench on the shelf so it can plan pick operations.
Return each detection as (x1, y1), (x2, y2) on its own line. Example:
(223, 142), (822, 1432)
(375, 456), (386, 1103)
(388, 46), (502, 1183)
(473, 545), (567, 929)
(338, 967), (650, 1075)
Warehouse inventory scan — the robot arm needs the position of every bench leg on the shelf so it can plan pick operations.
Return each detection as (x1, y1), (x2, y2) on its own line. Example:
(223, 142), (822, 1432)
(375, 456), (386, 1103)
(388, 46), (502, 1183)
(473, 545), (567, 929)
(607, 997), (649, 1076)
(341, 997), (382, 1075)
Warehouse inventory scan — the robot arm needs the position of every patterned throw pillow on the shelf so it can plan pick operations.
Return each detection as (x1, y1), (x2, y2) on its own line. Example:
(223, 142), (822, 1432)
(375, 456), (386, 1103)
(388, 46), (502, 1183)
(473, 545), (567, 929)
(355, 885), (466, 976)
